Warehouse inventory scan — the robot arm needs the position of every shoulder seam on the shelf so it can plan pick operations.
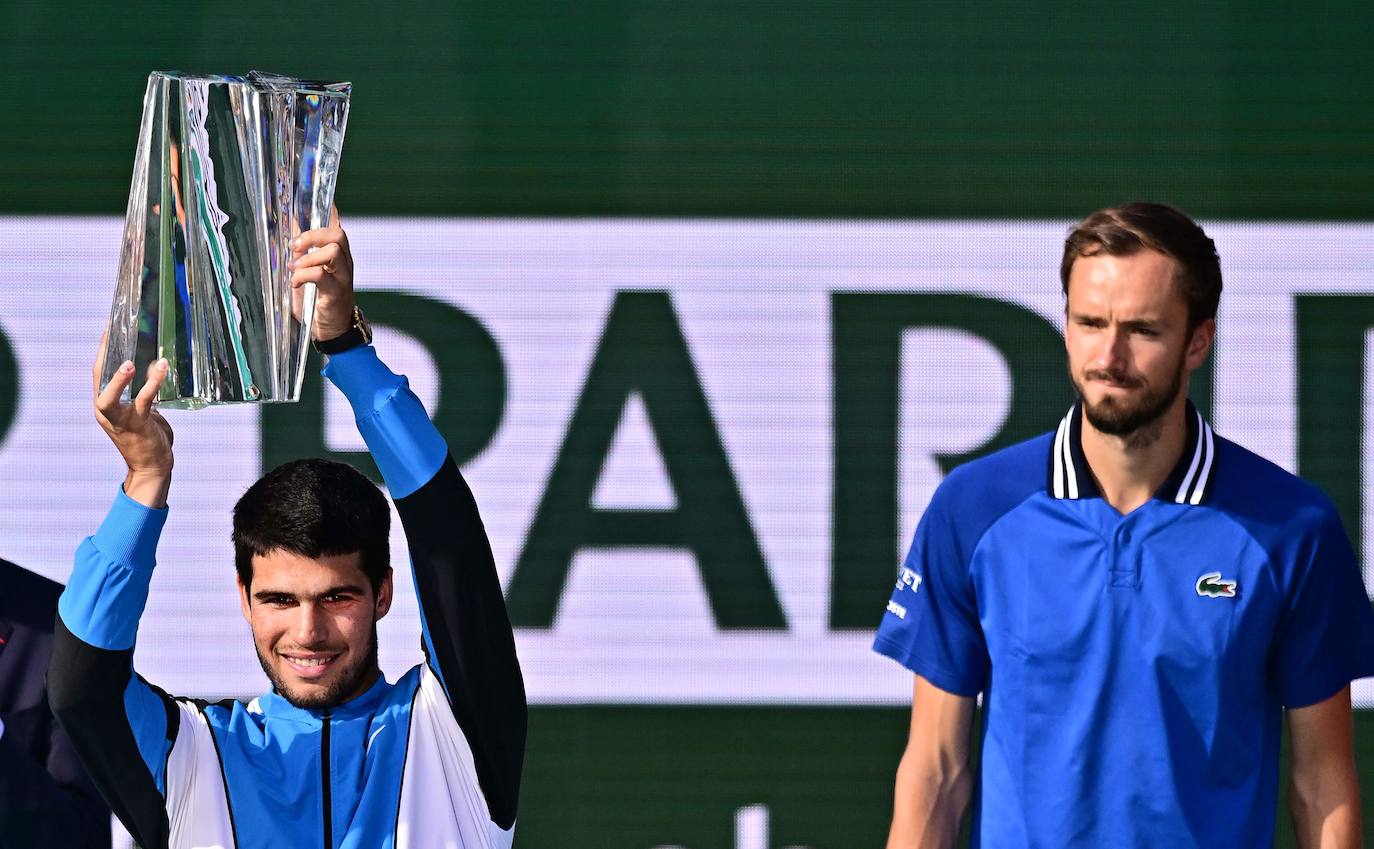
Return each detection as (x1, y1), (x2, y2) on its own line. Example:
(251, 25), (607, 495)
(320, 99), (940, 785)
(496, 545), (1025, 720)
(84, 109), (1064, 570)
(960, 489), (1045, 583)
(1206, 508), (1284, 601)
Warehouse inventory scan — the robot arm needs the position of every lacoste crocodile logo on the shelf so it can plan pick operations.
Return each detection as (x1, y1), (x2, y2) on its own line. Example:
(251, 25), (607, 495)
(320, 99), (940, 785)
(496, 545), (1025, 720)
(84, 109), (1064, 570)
(1195, 572), (1237, 598)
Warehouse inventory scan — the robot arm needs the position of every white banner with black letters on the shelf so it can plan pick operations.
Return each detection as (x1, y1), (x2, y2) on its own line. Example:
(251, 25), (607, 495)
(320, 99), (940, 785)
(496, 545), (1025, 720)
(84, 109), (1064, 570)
(1, 217), (1370, 705)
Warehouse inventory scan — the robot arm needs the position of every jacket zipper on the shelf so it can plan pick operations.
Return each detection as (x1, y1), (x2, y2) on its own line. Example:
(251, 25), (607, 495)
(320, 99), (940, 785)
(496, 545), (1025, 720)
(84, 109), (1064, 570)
(321, 709), (332, 849)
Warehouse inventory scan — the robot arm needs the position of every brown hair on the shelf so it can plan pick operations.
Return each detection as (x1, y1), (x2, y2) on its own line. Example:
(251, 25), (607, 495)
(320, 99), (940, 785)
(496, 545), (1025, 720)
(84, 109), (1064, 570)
(1060, 202), (1222, 330)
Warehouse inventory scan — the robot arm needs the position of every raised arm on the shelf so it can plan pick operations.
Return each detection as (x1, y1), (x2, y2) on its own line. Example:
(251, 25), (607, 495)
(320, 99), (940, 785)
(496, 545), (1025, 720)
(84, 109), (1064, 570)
(324, 344), (527, 829)
(296, 218), (527, 830)
(48, 353), (182, 848)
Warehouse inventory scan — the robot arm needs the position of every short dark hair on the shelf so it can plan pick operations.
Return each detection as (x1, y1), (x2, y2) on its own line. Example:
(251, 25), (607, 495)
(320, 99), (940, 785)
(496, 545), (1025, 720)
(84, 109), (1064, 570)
(1060, 202), (1222, 330)
(232, 459), (391, 592)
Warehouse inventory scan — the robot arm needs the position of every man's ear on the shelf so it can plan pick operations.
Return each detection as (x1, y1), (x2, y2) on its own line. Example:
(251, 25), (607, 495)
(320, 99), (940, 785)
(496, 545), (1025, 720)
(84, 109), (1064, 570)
(237, 574), (253, 623)
(374, 568), (394, 620)
(1185, 317), (1216, 372)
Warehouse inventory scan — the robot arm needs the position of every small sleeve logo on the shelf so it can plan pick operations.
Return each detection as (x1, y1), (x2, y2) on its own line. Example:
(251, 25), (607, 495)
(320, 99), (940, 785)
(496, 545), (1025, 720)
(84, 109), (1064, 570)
(896, 567), (923, 593)
(1195, 572), (1237, 598)
(887, 568), (922, 619)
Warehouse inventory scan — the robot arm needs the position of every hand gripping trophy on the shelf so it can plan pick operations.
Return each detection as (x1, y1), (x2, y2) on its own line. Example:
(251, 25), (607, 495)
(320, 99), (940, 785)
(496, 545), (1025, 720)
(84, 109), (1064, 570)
(66, 72), (527, 848)
(99, 70), (350, 408)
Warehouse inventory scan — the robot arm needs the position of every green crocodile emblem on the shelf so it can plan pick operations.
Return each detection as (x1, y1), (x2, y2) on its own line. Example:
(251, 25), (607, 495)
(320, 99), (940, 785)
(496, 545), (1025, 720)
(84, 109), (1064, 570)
(1195, 572), (1237, 598)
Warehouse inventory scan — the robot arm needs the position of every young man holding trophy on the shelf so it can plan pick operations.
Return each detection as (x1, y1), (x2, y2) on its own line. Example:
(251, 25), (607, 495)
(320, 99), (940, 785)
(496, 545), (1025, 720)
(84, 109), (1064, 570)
(49, 220), (526, 848)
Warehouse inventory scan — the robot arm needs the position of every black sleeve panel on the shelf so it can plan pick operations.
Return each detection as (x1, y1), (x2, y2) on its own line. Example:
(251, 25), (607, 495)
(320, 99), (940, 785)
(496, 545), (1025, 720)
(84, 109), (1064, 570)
(395, 455), (527, 830)
(0, 705), (111, 849)
(48, 616), (174, 849)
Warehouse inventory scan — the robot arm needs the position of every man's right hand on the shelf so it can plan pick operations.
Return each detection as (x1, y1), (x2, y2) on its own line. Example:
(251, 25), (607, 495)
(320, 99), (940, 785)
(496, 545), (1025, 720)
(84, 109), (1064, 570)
(93, 346), (174, 509)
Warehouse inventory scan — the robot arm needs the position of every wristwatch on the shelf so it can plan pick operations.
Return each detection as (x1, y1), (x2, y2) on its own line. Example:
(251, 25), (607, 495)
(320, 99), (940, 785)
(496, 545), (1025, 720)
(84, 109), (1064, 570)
(313, 306), (372, 356)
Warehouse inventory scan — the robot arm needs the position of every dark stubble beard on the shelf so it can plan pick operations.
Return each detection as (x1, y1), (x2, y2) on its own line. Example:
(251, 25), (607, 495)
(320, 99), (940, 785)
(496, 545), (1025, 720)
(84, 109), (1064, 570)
(1072, 348), (1187, 440)
(257, 622), (380, 710)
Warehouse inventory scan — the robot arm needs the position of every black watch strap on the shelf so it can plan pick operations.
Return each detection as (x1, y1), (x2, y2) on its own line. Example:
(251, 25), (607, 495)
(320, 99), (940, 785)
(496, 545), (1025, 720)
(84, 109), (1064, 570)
(313, 307), (372, 356)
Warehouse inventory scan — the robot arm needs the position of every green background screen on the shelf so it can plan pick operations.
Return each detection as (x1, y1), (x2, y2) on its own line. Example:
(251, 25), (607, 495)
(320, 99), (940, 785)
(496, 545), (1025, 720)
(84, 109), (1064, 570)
(1, 3), (1372, 847)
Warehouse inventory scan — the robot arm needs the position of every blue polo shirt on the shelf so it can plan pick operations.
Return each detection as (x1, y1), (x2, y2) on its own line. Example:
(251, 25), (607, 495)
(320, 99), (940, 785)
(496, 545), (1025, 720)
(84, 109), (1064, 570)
(874, 403), (1374, 849)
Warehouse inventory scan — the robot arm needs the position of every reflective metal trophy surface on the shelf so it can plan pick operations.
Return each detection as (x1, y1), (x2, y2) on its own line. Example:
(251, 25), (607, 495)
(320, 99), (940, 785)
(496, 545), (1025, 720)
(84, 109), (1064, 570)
(100, 71), (350, 408)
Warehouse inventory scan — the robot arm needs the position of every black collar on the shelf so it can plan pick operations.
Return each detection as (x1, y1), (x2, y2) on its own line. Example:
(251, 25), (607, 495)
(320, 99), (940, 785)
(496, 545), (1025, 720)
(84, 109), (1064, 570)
(1048, 401), (1217, 505)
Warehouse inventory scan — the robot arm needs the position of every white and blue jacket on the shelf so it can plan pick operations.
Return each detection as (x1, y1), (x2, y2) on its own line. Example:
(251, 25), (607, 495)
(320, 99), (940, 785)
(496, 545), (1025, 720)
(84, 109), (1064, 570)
(49, 346), (526, 849)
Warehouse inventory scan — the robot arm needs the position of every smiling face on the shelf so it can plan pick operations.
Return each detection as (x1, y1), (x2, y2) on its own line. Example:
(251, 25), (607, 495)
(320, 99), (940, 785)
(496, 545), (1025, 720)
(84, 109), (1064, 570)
(238, 549), (392, 710)
(1064, 249), (1215, 437)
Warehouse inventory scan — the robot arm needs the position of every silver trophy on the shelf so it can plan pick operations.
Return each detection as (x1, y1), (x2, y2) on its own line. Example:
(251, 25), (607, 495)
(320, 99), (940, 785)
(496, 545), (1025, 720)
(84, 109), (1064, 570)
(100, 71), (351, 408)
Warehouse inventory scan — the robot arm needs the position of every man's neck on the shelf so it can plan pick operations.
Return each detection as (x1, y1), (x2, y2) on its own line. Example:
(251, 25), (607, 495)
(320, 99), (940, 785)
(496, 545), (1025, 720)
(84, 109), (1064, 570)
(342, 666), (383, 705)
(1079, 398), (1189, 515)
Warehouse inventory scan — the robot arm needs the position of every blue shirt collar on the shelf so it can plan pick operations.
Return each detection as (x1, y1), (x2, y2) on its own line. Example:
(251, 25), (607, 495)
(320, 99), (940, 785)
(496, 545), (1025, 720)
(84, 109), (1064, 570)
(1048, 400), (1217, 505)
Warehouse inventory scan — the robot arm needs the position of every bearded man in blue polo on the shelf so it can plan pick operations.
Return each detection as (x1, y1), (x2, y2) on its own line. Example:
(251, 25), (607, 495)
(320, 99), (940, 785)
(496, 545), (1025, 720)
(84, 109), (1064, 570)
(876, 202), (1374, 848)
